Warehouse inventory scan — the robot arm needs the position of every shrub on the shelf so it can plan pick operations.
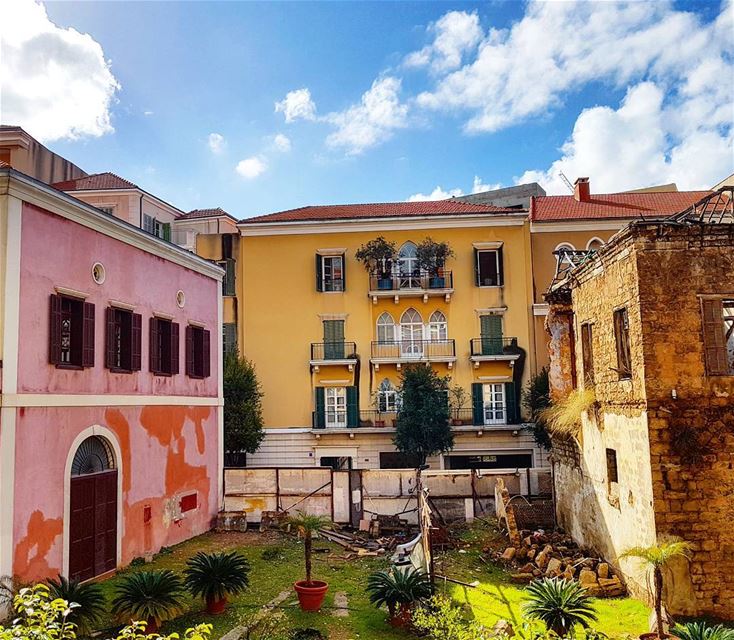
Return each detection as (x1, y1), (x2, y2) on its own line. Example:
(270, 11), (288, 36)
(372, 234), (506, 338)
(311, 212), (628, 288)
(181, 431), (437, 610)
(540, 389), (595, 438)
(522, 368), (552, 450)
(48, 574), (106, 636)
(523, 577), (597, 636)
(412, 595), (490, 640)
(224, 352), (265, 456)
(111, 570), (186, 631)
(113, 621), (212, 640)
(672, 622), (734, 640)
(0, 584), (78, 640)
(184, 551), (250, 609)
(366, 569), (432, 618)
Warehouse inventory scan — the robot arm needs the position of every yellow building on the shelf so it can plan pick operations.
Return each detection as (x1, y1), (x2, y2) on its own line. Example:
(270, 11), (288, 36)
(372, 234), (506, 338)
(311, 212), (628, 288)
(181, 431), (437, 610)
(236, 200), (546, 471)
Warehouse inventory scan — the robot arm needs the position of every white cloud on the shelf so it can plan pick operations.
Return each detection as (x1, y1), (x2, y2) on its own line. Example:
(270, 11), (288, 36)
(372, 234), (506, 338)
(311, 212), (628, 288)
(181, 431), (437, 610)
(517, 82), (734, 194)
(235, 156), (267, 179)
(207, 132), (225, 154)
(472, 176), (502, 193)
(275, 88), (317, 123)
(404, 11), (482, 73)
(407, 175), (502, 201)
(143, 110), (154, 117)
(273, 133), (291, 152)
(325, 76), (409, 155)
(2, 0), (120, 141)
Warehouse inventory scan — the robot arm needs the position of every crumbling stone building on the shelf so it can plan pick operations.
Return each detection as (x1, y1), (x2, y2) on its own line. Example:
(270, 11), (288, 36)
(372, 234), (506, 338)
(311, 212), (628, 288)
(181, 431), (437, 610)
(545, 189), (734, 619)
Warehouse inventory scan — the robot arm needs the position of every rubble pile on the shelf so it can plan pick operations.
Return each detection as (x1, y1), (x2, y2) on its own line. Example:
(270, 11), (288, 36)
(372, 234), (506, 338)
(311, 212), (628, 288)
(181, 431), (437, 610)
(493, 529), (626, 598)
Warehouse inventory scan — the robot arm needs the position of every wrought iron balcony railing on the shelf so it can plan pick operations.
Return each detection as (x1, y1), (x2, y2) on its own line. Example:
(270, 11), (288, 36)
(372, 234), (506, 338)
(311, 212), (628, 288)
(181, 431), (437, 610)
(310, 341), (358, 361)
(368, 269), (453, 292)
(470, 337), (519, 357)
(371, 339), (456, 360)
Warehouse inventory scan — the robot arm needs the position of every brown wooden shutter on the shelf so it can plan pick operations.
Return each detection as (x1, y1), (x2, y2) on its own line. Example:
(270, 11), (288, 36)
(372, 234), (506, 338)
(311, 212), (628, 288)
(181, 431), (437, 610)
(185, 325), (194, 376)
(702, 299), (728, 375)
(49, 294), (63, 364)
(131, 313), (142, 371)
(105, 307), (116, 369)
(149, 317), (160, 373)
(82, 302), (95, 368)
(202, 329), (211, 378)
(170, 322), (180, 374)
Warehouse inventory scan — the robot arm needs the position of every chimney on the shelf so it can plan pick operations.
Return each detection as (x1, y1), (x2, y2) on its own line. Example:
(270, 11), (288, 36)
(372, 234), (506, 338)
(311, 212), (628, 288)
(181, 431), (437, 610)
(574, 177), (590, 202)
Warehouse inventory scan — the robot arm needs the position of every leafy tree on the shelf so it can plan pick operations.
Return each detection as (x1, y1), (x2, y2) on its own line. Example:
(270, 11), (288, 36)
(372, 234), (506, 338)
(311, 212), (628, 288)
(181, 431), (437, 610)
(394, 365), (453, 466)
(522, 368), (552, 450)
(224, 351), (264, 455)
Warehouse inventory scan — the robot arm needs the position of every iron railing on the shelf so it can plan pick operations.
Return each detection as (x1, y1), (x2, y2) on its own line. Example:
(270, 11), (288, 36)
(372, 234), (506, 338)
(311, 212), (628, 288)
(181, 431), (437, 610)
(310, 341), (358, 361)
(371, 339), (455, 360)
(312, 408), (359, 429)
(359, 410), (398, 428)
(449, 406), (508, 427)
(368, 269), (453, 292)
(470, 337), (519, 356)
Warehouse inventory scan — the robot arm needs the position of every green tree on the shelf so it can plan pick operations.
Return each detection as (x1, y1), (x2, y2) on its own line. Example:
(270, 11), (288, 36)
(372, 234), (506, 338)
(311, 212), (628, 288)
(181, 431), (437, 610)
(394, 365), (453, 465)
(224, 351), (264, 455)
(522, 367), (552, 450)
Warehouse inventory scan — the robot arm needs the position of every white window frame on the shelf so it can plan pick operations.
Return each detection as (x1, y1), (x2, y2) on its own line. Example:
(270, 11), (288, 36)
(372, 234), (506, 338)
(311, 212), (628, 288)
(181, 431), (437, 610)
(377, 379), (398, 413)
(376, 312), (395, 344)
(476, 249), (502, 287)
(398, 242), (420, 288)
(400, 308), (423, 357)
(321, 255), (344, 292)
(482, 383), (505, 425)
(428, 310), (447, 341)
(723, 299), (734, 372)
(325, 387), (347, 428)
(143, 214), (156, 234)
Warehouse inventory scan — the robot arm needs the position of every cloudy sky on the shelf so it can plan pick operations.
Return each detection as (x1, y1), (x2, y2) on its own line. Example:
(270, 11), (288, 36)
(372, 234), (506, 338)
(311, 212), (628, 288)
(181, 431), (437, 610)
(2, 0), (732, 217)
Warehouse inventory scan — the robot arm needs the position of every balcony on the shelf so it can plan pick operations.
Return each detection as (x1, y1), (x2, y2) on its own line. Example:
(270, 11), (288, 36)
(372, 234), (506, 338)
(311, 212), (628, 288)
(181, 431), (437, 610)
(312, 407), (516, 431)
(310, 341), (358, 372)
(370, 339), (456, 369)
(368, 269), (454, 303)
(469, 337), (522, 365)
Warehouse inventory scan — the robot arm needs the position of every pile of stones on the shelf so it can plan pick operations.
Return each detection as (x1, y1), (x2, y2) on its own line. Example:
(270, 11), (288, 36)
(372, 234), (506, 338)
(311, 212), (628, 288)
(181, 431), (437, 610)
(492, 529), (626, 598)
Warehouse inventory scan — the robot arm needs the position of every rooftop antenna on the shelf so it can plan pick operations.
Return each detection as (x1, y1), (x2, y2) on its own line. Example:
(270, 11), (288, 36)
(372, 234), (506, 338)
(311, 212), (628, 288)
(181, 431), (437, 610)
(558, 171), (574, 193)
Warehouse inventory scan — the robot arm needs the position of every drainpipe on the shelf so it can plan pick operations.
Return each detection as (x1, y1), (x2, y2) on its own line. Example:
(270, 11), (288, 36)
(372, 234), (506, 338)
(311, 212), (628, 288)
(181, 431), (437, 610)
(139, 193), (144, 228)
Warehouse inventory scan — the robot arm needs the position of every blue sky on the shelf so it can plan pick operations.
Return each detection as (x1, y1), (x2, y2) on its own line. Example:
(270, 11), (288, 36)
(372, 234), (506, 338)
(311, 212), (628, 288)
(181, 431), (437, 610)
(4, 1), (733, 218)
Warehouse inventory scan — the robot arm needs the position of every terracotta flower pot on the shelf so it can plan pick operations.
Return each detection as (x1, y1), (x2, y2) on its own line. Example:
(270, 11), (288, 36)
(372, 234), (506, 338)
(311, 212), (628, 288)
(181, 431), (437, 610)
(639, 634), (674, 640)
(206, 595), (228, 615)
(389, 604), (413, 628)
(294, 580), (329, 612)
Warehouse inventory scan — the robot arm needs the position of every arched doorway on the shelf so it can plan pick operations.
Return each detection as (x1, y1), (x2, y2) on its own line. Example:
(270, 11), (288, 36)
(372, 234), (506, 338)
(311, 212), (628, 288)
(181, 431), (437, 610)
(69, 435), (118, 581)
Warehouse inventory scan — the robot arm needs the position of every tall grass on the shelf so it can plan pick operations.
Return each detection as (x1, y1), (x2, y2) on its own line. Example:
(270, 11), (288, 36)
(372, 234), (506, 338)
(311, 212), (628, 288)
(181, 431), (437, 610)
(540, 388), (596, 437)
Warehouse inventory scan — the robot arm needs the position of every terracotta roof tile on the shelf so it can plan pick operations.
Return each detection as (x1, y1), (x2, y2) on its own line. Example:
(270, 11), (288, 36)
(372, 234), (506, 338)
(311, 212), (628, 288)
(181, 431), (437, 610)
(52, 172), (138, 191)
(180, 207), (235, 221)
(531, 191), (711, 222)
(242, 200), (520, 224)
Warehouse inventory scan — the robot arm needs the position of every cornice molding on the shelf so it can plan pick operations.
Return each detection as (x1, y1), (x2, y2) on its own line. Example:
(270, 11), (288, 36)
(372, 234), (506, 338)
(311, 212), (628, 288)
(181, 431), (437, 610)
(530, 220), (628, 233)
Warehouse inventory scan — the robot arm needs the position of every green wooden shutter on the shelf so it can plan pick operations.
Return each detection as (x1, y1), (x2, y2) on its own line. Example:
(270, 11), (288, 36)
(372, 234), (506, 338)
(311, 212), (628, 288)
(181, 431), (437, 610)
(346, 386), (359, 428)
(314, 387), (326, 429)
(223, 259), (236, 296)
(315, 254), (323, 292)
(480, 315), (503, 355)
(505, 382), (518, 424)
(323, 320), (345, 359)
(472, 383), (483, 426)
(162, 223), (171, 242)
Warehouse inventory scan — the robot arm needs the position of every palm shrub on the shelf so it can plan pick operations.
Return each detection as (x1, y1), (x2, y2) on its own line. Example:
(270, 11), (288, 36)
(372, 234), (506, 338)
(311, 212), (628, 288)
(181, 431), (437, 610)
(287, 512), (331, 585)
(523, 577), (598, 636)
(672, 622), (734, 640)
(366, 569), (432, 623)
(111, 570), (186, 633)
(48, 574), (106, 636)
(621, 540), (692, 640)
(184, 551), (250, 614)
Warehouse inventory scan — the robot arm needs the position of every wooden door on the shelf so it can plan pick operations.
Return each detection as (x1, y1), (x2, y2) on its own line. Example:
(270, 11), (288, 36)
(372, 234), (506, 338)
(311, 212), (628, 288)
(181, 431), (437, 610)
(69, 470), (117, 581)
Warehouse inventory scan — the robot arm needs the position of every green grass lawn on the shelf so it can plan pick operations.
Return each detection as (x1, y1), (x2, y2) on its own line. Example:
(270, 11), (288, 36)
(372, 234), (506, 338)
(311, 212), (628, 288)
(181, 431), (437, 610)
(96, 521), (651, 639)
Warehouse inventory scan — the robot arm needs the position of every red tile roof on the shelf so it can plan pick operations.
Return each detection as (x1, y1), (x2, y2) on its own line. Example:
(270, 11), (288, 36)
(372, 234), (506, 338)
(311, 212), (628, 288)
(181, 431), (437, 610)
(242, 200), (520, 224)
(180, 207), (236, 221)
(52, 172), (138, 191)
(531, 191), (711, 222)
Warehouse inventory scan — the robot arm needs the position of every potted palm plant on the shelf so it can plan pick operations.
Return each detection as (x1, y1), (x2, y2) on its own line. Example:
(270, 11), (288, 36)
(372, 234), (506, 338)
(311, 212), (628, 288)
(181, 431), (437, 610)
(355, 237), (397, 290)
(672, 622), (734, 640)
(111, 569), (186, 634)
(47, 574), (106, 637)
(621, 540), (692, 640)
(366, 568), (432, 628)
(449, 385), (468, 426)
(184, 550), (251, 614)
(523, 577), (598, 637)
(289, 512), (331, 612)
(416, 238), (454, 289)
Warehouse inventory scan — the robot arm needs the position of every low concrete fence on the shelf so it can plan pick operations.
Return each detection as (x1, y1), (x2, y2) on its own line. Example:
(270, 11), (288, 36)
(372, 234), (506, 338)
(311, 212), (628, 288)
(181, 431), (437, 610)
(223, 466), (552, 526)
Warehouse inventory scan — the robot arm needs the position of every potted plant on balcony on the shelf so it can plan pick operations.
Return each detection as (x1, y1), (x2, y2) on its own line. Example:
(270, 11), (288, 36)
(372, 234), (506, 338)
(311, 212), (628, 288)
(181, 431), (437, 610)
(371, 392), (387, 427)
(449, 385), (468, 426)
(289, 512), (331, 612)
(416, 238), (454, 289)
(356, 237), (397, 290)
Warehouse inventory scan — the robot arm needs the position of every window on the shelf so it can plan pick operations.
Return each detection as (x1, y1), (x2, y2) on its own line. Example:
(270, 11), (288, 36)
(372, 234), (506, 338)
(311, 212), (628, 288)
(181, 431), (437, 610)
(445, 452), (532, 470)
(475, 248), (503, 287)
(472, 382), (517, 425)
(400, 308), (423, 356)
(105, 307), (142, 372)
(376, 312), (395, 344)
(222, 234), (233, 260)
(482, 383), (506, 425)
(320, 456), (352, 470)
(223, 322), (237, 355)
(613, 308), (632, 379)
(428, 310), (447, 341)
(149, 317), (179, 375)
(316, 254), (345, 292)
(479, 314), (503, 355)
(325, 387), (347, 428)
(186, 325), (211, 378)
(322, 319), (345, 359)
(606, 448), (619, 506)
(701, 298), (734, 375)
(142, 214), (170, 240)
(314, 386), (358, 429)
(49, 294), (95, 368)
(586, 238), (604, 251)
(143, 214), (156, 234)
(379, 452), (421, 469)
(377, 378), (398, 413)
(218, 259), (236, 296)
(580, 322), (594, 385)
(98, 206), (115, 215)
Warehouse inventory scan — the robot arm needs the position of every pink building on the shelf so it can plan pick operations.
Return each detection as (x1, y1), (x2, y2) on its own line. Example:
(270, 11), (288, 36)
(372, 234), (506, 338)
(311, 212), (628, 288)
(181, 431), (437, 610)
(0, 167), (223, 582)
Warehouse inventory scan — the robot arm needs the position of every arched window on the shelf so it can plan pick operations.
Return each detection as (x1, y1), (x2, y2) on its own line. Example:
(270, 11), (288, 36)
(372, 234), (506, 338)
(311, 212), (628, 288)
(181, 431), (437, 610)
(586, 237), (604, 251)
(428, 310), (447, 341)
(71, 436), (115, 476)
(400, 308), (423, 356)
(376, 312), (395, 344)
(377, 378), (398, 413)
(554, 242), (576, 266)
(398, 242), (420, 287)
